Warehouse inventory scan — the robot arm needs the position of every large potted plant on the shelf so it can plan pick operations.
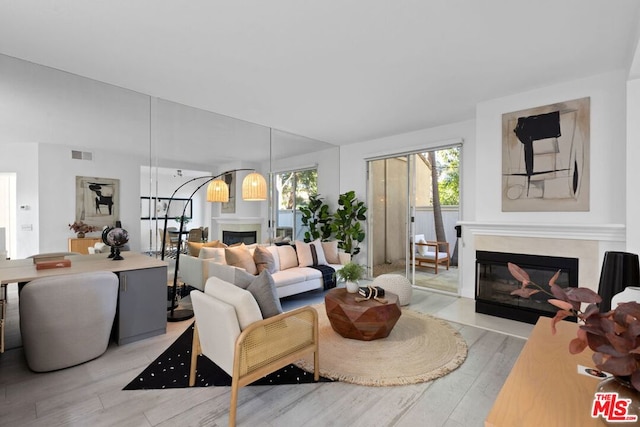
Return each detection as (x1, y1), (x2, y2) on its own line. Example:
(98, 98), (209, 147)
(331, 191), (367, 258)
(299, 194), (333, 242)
(335, 262), (366, 293)
(508, 262), (640, 405)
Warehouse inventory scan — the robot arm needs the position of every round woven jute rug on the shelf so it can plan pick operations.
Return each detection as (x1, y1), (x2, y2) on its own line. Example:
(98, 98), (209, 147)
(296, 304), (468, 386)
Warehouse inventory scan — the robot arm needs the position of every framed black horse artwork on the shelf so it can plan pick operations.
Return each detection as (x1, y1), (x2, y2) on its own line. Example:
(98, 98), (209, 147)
(75, 176), (120, 227)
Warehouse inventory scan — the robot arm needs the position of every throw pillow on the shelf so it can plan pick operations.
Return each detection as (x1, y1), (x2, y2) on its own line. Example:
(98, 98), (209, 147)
(253, 246), (277, 274)
(322, 240), (340, 264)
(294, 240), (314, 267)
(276, 245), (299, 270)
(417, 238), (429, 255)
(187, 240), (224, 257)
(225, 244), (258, 275)
(203, 276), (262, 330)
(295, 239), (327, 266)
(231, 269), (283, 318)
(311, 239), (327, 265)
(198, 247), (226, 263)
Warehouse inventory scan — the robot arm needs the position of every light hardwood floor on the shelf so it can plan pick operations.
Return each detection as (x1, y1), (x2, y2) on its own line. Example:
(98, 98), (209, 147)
(0, 283), (529, 426)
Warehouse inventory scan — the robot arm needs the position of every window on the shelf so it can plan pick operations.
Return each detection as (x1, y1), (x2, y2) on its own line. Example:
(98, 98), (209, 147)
(273, 168), (317, 242)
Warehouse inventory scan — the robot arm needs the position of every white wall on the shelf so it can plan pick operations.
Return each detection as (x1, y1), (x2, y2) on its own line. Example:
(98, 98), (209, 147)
(627, 78), (640, 253)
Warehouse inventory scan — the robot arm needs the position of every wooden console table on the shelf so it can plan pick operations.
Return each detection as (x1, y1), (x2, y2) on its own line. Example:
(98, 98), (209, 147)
(0, 253), (168, 351)
(486, 317), (606, 426)
(68, 237), (102, 254)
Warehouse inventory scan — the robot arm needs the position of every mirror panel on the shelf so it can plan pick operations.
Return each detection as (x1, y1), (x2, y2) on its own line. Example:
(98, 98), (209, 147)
(145, 103), (340, 254)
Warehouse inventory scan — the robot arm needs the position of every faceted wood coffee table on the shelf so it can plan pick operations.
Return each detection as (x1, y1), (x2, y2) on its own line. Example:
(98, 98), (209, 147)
(324, 288), (401, 341)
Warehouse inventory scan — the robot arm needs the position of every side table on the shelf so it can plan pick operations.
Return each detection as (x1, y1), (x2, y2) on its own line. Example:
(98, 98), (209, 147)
(324, 288), (401, 341)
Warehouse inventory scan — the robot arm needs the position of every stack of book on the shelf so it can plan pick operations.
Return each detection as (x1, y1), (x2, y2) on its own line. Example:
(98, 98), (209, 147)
(358, 286), (385, 298)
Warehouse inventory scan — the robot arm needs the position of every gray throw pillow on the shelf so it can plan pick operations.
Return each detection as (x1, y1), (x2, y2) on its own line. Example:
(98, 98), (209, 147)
(253, 246), (277, 274)
(233, 269), (283, 318)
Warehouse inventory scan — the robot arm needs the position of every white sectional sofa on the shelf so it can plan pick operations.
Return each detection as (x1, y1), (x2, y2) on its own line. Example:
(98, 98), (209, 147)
(179, 240), (350, 298)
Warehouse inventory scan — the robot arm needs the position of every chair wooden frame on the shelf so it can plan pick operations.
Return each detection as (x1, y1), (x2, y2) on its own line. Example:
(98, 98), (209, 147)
(187, 227), (203, 243)
(189, 306), (319, 426)
(159, 228), (179, 256)
(414, 241), (450, 274)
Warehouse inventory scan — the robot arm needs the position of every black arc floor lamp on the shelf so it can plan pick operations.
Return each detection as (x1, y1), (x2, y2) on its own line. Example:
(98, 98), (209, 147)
(161, 168), (267, 322)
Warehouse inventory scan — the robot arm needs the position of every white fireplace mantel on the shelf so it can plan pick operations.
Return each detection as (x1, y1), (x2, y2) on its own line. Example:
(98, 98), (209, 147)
(212, 217), (265, 225)
(458, 221), (625, 242)
(457, 221), (627, 299)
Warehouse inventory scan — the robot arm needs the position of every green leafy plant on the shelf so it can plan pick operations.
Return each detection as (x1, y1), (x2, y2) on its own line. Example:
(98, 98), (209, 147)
(508, 262), (640, 391)
(331, 191), (367, 257)
(175, 215), (191, 225)
(335, 262), (366, 283)
(299, 194), (333, 242)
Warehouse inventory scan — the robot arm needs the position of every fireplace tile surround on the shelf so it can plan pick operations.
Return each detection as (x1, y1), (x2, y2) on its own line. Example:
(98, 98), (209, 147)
(212, 217), (264, 245)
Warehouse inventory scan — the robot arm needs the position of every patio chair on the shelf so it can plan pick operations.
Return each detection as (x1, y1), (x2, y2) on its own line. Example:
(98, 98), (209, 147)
(413, 234), (450, 274)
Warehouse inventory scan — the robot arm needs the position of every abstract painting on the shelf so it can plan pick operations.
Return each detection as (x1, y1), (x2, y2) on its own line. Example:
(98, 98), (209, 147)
(502, 97), (590, 212)
(76, 176), (120, 227)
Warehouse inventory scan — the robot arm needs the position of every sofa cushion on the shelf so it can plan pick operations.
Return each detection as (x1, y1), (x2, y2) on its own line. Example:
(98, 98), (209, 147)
(295, 239), (327, 267)
(321, 240), (340, 264)
(187, 240), (224, 257)
(270, 267), (322, 287)
(276, 245), (298, 270)
(253, 245), (277, 274)
(204, 276), (262, 330)
(225, 244), (258, 275)
(232, 269), (283, 318)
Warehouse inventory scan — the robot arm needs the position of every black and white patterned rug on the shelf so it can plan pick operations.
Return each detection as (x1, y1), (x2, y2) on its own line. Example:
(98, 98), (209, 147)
(123, 322), (330, 390)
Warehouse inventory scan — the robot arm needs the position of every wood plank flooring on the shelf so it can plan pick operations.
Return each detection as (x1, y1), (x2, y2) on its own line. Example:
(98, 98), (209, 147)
(0, 284), (526, 426)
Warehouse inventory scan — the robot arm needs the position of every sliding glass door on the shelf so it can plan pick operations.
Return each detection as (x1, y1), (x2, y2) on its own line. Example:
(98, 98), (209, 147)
(368, 155), (412, 278)
(368, 145), (460, 294)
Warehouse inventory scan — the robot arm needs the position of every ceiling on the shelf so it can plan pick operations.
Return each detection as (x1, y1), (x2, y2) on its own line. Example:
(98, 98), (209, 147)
(1, 1), (639, 145)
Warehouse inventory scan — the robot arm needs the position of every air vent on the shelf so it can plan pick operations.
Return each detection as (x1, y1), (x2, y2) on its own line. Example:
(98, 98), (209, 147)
(71, 150), (93, 161)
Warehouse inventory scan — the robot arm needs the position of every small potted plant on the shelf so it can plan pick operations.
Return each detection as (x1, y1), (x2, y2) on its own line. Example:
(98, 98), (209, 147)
(508, 262), (640, 398)
(68, 221), (99, 238)
(335, 262), (366, 293)
(175, 216), (191, 226)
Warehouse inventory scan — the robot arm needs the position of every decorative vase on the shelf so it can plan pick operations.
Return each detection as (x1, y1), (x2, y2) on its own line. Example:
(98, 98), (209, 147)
(346, 281), (359, 293)
(596, 376), (640, 424)
(610, 286), (640, 309)
(77, 232), (85, 238)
